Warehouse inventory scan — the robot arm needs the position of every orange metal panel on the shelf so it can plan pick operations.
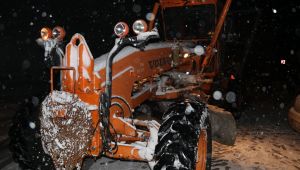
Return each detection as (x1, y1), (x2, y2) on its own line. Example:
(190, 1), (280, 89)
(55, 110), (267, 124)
(117, 136), (144, 142)
(76, 92), (101, 156)
(131, 89), (154, 108)
(78, 42), (94, 93)
(62, 44), (75, 92)
(96, 47), (173, 112)
(110, 117), (137, 137)
(149, 2), (160, 30)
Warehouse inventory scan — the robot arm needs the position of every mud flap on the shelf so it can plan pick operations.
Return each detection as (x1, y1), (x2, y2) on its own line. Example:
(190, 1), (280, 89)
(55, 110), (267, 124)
(208, 105), (236, 146)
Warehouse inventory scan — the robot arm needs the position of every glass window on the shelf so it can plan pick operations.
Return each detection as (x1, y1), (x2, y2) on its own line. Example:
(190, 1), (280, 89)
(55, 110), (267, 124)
(162, 5), (215, 40)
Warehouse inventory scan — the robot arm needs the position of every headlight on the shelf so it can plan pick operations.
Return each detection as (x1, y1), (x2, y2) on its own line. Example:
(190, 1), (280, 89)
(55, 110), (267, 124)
(52, 26), (66, 41)
(183, 53), (189, 58)
(40, 27), (52, 40)
(132, 19), (148, 34)
(114, 22), (129, 38)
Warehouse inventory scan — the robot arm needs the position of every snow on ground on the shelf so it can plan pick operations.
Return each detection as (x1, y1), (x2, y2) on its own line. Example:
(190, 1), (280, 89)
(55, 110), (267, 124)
(84, 99), (300, 170)
(83, 157), (149, 170)
(1, 99), (300, 170)
(212, 127), (300, 170)
(81, 99), (300, 170)
(80, 121), (300, 170)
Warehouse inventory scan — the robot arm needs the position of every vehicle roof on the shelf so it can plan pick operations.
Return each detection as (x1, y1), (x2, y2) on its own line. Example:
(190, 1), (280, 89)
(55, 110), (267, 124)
(159, 0), (217, 8)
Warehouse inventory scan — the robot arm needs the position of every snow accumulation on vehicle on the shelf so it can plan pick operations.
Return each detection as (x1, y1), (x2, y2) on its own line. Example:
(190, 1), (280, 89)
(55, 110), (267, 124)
(94, 42), (174, 72)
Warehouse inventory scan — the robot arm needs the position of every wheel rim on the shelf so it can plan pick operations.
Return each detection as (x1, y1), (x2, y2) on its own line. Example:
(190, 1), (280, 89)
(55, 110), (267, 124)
(195, 130), (207, 170)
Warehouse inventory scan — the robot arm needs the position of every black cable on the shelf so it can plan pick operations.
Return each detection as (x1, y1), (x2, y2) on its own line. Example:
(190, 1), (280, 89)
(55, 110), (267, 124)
(99, 33), (159, 154)
(108, 120), (118, 153)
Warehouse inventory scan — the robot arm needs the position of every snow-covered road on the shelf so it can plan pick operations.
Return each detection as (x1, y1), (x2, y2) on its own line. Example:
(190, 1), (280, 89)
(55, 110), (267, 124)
(1, 100), (300, 170)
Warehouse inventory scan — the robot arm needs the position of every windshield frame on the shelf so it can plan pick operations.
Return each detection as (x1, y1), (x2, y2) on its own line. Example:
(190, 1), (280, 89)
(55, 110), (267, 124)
(160, 3), (217, 41)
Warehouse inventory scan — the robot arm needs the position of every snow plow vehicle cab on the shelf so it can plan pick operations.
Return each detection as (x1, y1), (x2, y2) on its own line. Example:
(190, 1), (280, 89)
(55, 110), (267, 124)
(10, 0), (236, 170)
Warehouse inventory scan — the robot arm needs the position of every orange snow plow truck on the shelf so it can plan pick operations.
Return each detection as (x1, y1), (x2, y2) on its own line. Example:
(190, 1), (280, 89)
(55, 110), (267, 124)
(34, 0), (235, 169)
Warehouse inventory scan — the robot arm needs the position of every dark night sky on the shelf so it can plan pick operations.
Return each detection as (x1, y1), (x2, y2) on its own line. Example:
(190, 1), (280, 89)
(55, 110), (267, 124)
(0, 0), (299, 100)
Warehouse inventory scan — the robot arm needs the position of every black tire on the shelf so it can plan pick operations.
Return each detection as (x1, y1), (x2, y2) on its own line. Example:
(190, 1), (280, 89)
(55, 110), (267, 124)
(154, 98), (212, 170)
(9, 102), (54, 170)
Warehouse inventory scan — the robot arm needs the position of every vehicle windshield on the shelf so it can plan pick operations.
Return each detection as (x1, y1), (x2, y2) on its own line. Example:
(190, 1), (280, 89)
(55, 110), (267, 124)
(162, 4), (215, 40)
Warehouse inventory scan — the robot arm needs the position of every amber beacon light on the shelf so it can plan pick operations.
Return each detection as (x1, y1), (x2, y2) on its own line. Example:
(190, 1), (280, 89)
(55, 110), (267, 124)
(40, 27), (52, 40)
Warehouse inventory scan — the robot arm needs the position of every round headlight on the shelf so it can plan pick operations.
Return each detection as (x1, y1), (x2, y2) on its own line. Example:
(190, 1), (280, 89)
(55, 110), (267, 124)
(52, 26), (66, 41)
(40, 27), (52, 41)
(132, 19), (148, 34)
(183, 53), (189, 58)
(114, 22), (129, 38)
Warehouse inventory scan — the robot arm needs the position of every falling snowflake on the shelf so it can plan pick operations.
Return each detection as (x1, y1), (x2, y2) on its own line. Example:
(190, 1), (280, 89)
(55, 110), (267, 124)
(41, 12), (47, 17)
(2, 84), (6, 90)
(0, 24), (4, 31)
(132, 4), (141, 13)
(29, 122), (36, 129)
(92, 11), (98, 16)
(22, 60), (31, 70)
(279, 103), (284, 109)
(12, 12), (18, 17)
(32, 96), (39, 107)
(146, 13), (155, 21)
(213, 90), (222, 100)
(282, 84), (287, 89)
